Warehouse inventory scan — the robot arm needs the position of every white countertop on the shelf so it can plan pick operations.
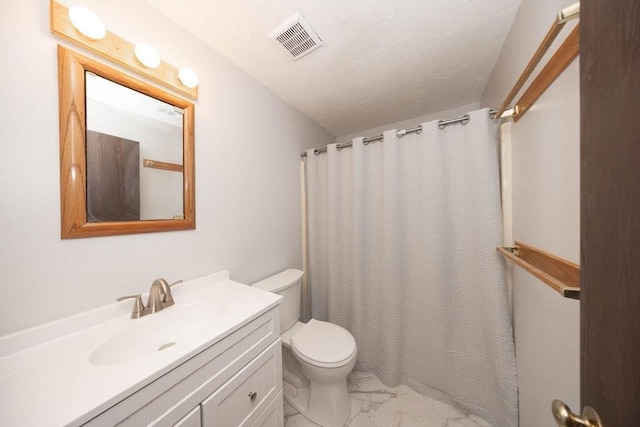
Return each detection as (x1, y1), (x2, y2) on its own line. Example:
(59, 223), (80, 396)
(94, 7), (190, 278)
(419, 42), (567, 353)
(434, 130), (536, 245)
(0, 271), (281, 427)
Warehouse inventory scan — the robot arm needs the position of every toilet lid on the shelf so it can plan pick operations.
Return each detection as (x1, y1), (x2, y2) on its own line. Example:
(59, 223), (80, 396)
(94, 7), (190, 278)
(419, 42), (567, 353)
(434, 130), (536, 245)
(291, 319), (356, 365)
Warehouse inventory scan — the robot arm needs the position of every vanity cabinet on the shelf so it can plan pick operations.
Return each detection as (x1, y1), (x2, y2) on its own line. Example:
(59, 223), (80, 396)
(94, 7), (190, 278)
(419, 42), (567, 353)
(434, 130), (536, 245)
(251, 392), (284, 427)
(83, 308), (282, 427)
(201, 341), (280, 426)
(174, 407), (201, 427)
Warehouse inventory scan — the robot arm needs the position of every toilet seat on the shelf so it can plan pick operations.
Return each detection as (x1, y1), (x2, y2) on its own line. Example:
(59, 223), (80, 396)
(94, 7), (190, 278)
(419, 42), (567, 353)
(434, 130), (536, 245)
(291, 319), (356, 368)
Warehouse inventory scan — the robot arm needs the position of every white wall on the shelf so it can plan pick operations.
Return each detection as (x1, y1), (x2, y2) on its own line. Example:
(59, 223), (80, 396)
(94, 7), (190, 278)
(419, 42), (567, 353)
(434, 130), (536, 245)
(0, 0), (334, 335)
(481, 1), (580, 426)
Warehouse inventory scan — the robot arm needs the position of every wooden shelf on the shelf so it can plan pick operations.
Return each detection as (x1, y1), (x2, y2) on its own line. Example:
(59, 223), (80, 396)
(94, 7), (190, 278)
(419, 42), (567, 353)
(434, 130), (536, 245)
(143, 159), (183, 172)
(512, 24), (579, 122)
(495, 4), (579, 122)
(497, 240), (580, 299)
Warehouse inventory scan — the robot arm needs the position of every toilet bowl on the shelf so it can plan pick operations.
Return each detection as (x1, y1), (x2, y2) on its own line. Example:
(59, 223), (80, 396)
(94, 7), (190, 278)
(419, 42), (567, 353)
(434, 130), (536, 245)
(253, 269), (357, 427)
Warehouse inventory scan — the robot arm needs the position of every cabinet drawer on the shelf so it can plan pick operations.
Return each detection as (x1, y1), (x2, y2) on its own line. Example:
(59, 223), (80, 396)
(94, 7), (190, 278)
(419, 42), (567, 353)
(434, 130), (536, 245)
(251, 391), (283, 427)
(202, 340), (282, 427)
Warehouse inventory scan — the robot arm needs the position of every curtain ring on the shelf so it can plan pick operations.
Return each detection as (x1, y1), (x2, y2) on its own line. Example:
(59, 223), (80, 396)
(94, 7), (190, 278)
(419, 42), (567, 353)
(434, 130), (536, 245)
(396, 129), (407, 138)
(437, 121), (446, 130)
(461, 114), (470, 125)
(314, 149), (320, 156)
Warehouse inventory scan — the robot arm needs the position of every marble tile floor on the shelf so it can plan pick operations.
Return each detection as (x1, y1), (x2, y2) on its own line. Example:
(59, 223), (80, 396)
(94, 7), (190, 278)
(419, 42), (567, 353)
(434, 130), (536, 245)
(284, 371), (491, 427)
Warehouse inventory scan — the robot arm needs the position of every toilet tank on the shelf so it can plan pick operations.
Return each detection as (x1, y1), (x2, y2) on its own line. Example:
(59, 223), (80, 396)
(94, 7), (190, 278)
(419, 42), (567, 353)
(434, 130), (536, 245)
(252, 269), (303, 333)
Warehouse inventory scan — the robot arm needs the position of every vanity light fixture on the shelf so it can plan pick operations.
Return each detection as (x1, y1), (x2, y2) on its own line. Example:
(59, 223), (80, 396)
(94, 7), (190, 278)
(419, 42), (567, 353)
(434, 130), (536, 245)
(68, 6), (106, 40)
(51, 0), (198, 98)
(178, 68), (199, 88)
(135, 43), (161, 68)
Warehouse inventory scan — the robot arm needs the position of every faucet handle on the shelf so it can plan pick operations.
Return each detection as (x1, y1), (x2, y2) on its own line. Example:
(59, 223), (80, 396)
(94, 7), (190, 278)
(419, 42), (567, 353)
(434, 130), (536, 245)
(162, 279), (183, 306)
(169, 279), (183, 289)
(117, 294), (146, 319)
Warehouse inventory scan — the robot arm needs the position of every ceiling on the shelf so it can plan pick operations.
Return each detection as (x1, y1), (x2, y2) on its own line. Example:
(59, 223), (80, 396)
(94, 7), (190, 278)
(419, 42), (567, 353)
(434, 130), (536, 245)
(149, 1), (522, 137)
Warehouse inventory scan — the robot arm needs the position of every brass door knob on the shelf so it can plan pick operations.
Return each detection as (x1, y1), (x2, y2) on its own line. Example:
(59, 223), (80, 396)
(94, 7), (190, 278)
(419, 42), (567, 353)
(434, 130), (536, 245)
(552, 400), (602, 427)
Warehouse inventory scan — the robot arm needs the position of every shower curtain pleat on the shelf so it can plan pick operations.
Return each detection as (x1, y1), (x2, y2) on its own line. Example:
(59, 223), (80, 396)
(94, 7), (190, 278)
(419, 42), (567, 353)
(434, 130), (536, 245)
(305, 108), (518, 427)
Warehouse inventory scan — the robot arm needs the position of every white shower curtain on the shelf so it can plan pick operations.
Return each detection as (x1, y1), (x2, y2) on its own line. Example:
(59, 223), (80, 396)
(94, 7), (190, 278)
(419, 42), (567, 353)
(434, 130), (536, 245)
(305, 108), (517, 427)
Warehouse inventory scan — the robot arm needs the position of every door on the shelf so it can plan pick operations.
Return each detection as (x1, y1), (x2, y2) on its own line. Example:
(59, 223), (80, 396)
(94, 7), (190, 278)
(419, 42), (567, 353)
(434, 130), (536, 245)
(579, 0), (639, 426)
(86, 130), (141, 222)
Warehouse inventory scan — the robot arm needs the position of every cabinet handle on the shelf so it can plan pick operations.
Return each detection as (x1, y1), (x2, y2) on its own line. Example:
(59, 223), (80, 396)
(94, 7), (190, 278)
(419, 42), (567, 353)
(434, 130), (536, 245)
(248, 391), (257, 402)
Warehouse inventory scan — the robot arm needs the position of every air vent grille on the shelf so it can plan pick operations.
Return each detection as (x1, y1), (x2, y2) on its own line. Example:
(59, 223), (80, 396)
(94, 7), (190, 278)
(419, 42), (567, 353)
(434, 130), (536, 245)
(269, 13), (323, 60)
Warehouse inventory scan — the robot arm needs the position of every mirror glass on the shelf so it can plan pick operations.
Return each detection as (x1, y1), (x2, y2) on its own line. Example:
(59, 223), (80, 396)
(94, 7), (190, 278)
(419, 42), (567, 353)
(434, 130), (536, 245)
(85, 73), (184, 221)
(58, 45), (195, 238)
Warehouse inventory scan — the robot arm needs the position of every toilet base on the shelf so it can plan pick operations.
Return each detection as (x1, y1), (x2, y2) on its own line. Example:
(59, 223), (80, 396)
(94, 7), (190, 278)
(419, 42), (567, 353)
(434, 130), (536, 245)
(283, 375), (351, 427)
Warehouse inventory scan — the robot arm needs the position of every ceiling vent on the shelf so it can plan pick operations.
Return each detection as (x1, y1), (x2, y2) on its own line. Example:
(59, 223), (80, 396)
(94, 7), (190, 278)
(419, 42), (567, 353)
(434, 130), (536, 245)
(269, 13), (323, 60)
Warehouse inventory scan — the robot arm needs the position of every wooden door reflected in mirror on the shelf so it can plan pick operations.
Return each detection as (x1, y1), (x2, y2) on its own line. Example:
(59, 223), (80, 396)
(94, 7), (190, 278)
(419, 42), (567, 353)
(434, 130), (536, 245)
(86, 130), (141, 222)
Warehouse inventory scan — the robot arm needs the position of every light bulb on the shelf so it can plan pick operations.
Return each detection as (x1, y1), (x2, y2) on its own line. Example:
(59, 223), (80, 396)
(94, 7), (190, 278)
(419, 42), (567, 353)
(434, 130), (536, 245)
(68, 6), (106, 40)
(135, 44), (161, 68)
(178, 68), (199, 88)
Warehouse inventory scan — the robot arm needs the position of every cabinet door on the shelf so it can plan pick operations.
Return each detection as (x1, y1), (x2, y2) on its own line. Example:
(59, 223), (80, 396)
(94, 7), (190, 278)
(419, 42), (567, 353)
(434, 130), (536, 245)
(174, 406), (201, 427)
(202, 341), (282, 427)
(251, 391), (283, 427)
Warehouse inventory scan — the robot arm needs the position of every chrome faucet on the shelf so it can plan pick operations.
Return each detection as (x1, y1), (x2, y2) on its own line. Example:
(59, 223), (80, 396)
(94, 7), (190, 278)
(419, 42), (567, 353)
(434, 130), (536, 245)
(117, 278), (183, 319)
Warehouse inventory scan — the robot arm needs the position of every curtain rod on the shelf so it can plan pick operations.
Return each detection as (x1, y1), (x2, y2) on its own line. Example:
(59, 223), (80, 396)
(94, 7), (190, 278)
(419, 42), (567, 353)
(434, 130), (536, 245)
(301, 109), (500, 158)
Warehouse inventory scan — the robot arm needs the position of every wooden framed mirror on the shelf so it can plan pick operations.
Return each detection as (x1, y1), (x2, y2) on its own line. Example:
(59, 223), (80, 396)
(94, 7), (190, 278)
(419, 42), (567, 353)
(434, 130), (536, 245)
(58, 45), (195, 238)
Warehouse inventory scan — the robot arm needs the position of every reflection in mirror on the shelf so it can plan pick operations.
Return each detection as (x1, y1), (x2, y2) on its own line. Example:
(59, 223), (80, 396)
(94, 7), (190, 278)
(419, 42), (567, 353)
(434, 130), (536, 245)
(85, 73), (184, 221)
(86, 129), (141, 221)
(58, 45), (195, 239)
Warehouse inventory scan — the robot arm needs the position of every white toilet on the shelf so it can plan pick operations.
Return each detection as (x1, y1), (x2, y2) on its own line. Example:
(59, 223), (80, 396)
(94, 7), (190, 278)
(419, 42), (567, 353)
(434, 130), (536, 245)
(253, 269), (357, 427)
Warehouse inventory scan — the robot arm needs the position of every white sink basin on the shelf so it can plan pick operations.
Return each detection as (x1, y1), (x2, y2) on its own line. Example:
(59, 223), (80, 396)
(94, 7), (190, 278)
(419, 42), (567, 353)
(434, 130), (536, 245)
(1, 271), (283, 427)
(90, 300), (226, 366)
